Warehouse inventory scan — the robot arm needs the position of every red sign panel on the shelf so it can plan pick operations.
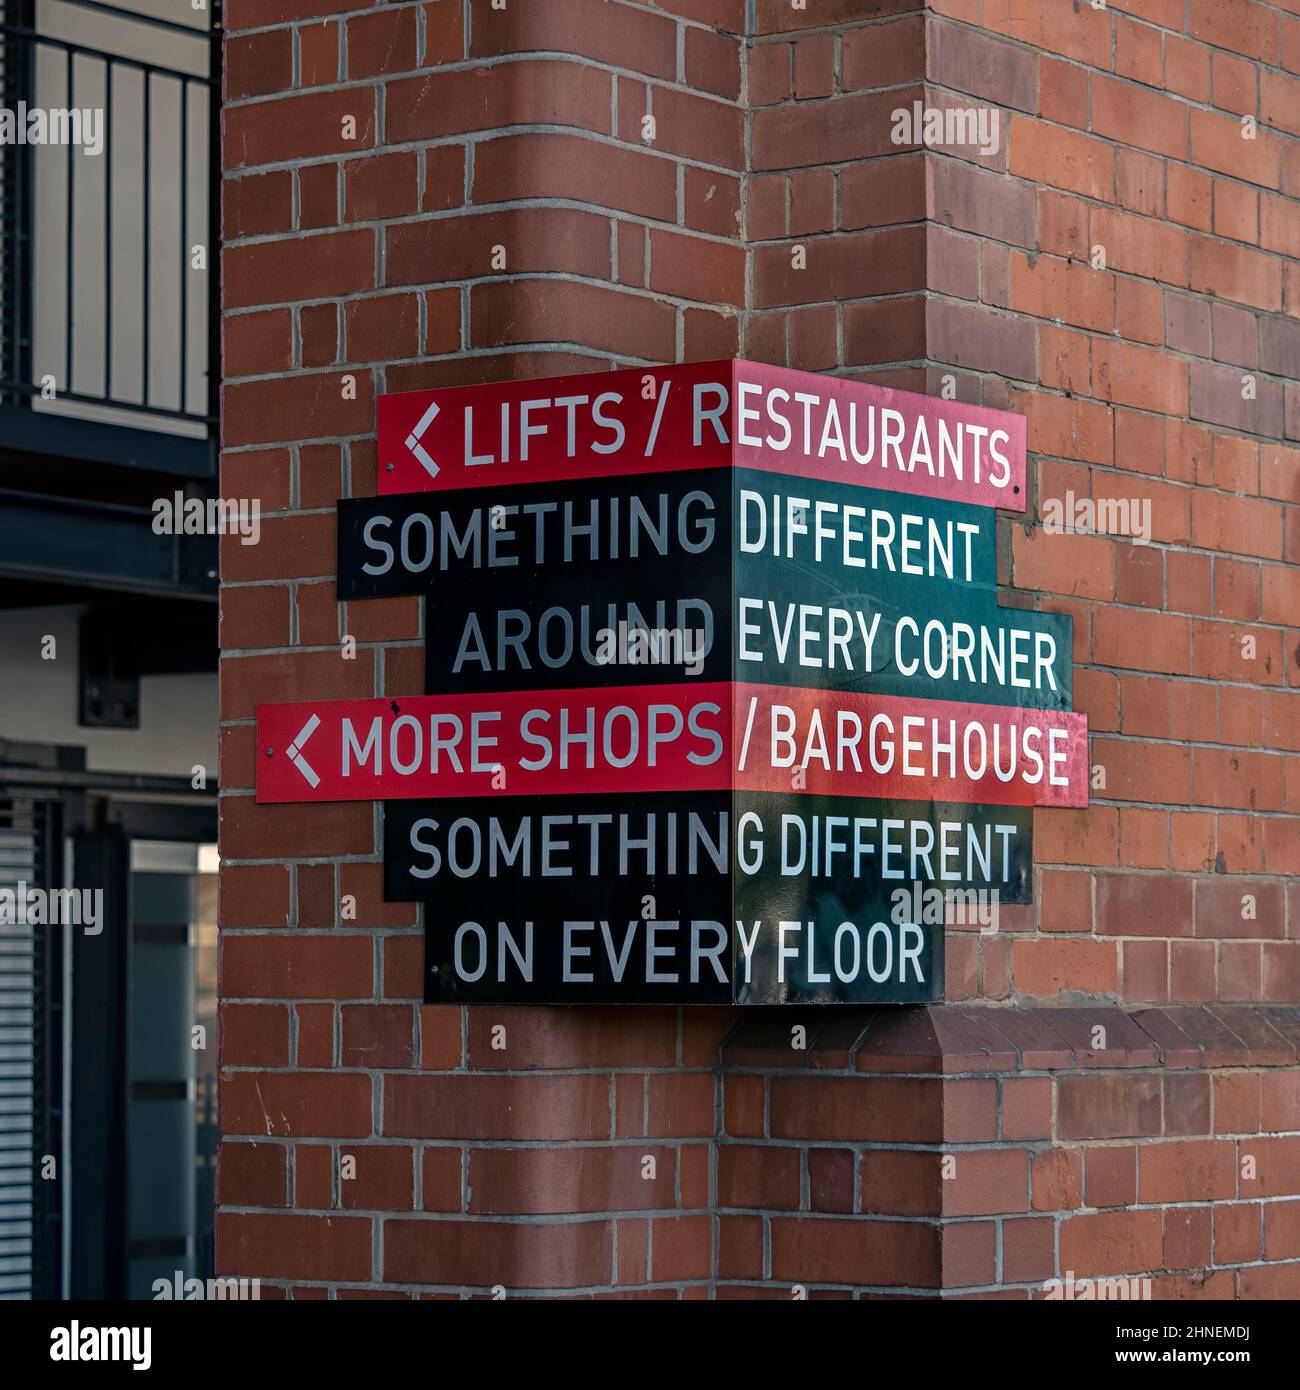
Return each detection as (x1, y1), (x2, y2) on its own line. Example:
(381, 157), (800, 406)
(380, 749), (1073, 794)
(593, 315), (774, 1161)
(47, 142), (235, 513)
(377, 359), (1027, 512)
(256, 685), (1087, 809)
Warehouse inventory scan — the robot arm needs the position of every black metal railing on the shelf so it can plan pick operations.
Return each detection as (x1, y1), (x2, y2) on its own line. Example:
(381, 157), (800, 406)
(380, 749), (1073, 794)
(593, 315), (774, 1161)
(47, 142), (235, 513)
(0, 0), (220, 474)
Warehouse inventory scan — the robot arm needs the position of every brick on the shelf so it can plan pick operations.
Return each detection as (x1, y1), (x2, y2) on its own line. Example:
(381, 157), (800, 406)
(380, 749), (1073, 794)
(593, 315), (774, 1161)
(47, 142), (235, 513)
(687, 28), (742, 101)
(1171, 940), (1217, 1001)
(944, 1079), (998, 1143)
(1002, 1215), (1054, 1284)
(218, 864), (291, 929)
(753, 226), (924, 309)
(1164, 1072), (1211, 1135)
(1011, 526), (1114, 601)
(1012, 938), (1118, 998)
(1168, 162), (1214, 232)
(943, 1148), (1029, 1216)
(223, 935), (373, 1001)
(1214, 178), (1259, 245)
(1059, 1074), (1162, 1140)
(770, 1217), (938, 1287)
(226, 29), (292, 101)
(1058, 1208), (1163, 1278)
(1114, 15), (1163, 86)
(224, 171), (293, 240)
(1189, 107), (1280, 191)
(385, 1074), (611, 1141)
(298, 20), (339, 86)
(1116, 276), (1164, 348)
(1139, 1139), (1237, 1202)
(1019, 391), (1113, 465)
(221, 1002), (290, 1069)
(753, 87), (908, 171)
(474, 132), (674, 222)
(347, 5), (418, 79)
(336, 1146), (415, 1211)
(1165, 294), (1212, 356)
(648, 229), (745, 306)
(387, 61), (611, 144)
(1190, 235), (1283, 312)
(345, 152), (421, 222)
(647, 1073), (715, 1137)
(1093, 339), (1188, 416)
(1093, 75), (1188, 160)
(1031, 1147), (1082, 1210)
(1189, 0), (1277, 66)
(225, 229), (375, 310)
(809, 1149), (854, 1213)
(1116, 148), (1165, 221)
(1010, 252), (1110, 333)
(226, 89), (376, 169)
(748, 40), (790, 106)
(927, 21), (1036, 113)
(652, 1213), (712, 1281)
(473, 278), (675, 360)
(1216, 1202), (1262, 1264)
(1192, 490), (1285, 561)
(384, 1218), (611, 1288)
(927, 299), (1036, 381)
(1038, 55), (1088, 129)
(218, 1212), (370, 1282)
(222, 1072), (372, 1139)
(470, 0), (677, 80)
(717, 1144), (800, 1209)
(841, 16), (923, 92)
(340, 1005), (415, 1070)
(1085, 1144), (1137, 1208)
(1008, 116), (1112, 201)
(218, 1141), (287, 1208)
(771, 1076), (941, 1144)
(470, 1146), (676, 1215)
(1097, 874), (1193, 938)
(386, 208), (610, 287)
(1213, 50), (1258, 119)
(1164, 1204), (1212, 1269)
(1165, 36), (1211, 104)
(844, 296), (925, 366)
(642, 86), (745, 171)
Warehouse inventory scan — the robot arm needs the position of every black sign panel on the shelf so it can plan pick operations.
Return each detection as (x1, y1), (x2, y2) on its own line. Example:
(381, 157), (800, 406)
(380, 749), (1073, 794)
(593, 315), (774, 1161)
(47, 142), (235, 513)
(384, 793), (1030, 1004)
(340, 468), (1071, 707)
(329, 367), (1086, 1007)
(336, 468), (731, 600)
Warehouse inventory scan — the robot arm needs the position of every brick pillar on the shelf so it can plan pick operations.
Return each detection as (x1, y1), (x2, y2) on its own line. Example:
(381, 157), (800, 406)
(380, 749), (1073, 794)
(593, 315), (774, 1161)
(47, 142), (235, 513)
(220, 0), (746, 1297)
(219, 0), (1300, 1298)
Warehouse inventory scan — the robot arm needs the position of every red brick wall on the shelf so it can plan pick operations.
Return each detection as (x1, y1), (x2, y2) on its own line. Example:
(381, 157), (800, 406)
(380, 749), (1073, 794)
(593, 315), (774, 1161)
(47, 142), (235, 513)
(218, 0), (1299, 1297)
(721, 1005), (1300, 1297)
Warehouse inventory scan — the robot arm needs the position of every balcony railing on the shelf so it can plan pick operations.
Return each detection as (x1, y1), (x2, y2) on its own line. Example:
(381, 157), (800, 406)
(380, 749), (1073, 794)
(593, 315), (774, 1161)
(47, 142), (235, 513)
(0, 0), (220, 478)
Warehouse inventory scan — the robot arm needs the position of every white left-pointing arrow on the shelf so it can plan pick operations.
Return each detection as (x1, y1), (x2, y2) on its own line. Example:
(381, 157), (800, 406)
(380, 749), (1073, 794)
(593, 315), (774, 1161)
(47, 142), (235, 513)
(405, 400), (440, 479)
(286, 714), (321, 788)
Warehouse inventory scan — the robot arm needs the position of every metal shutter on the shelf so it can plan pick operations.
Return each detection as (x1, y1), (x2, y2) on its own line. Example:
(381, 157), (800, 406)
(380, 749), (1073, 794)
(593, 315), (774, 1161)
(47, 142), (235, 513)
(0, 794), (59, 1300)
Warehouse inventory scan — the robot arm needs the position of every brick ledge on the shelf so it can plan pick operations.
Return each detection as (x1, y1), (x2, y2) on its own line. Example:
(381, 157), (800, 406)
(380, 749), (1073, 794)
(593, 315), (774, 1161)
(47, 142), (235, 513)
(719, 1004), (1300, 1072)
